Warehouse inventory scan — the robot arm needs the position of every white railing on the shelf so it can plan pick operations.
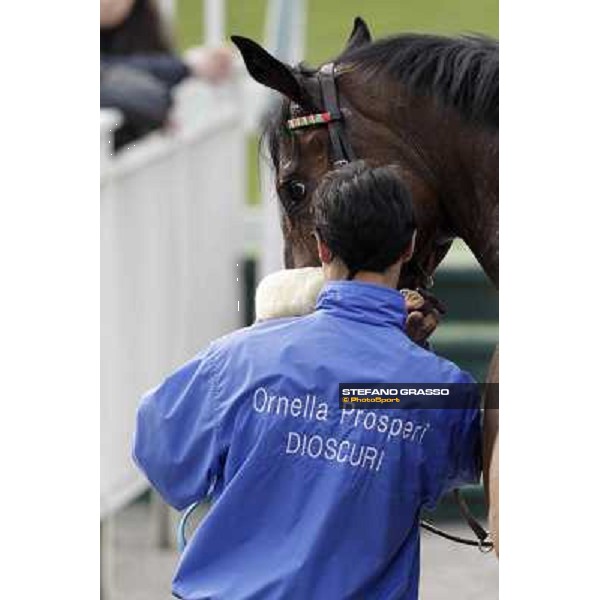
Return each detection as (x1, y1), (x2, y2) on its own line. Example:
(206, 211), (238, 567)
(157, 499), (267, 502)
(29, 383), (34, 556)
(100, 75), (245, 519)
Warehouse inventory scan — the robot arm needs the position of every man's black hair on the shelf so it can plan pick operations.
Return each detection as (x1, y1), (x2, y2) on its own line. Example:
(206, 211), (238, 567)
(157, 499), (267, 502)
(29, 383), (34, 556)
(313, 160), (416, 280)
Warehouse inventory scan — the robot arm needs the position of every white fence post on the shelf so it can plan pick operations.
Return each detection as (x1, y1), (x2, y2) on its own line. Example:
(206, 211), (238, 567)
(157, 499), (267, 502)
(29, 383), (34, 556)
(100, 110), (122, 174)
(101, 73), (245, 521)
(204, 0), (225, 46)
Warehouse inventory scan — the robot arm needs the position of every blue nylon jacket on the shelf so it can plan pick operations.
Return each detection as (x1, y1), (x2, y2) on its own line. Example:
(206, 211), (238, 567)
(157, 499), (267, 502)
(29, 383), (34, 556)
(133, 280), (482, 600)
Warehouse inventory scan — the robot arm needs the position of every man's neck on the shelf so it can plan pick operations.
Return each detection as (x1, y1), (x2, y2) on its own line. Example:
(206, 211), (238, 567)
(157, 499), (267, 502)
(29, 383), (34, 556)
(352, 272), (395, 288)
(323, 262), (401, 290)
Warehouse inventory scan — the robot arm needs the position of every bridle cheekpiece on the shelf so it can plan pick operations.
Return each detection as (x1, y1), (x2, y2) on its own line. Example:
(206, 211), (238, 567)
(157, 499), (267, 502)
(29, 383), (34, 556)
(285, 62), (356, 168)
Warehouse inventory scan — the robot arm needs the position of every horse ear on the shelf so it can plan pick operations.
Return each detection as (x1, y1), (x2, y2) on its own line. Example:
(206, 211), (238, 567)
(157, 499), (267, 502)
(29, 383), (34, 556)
(345, 17), (372, 52)
(231, 35), (307, 107)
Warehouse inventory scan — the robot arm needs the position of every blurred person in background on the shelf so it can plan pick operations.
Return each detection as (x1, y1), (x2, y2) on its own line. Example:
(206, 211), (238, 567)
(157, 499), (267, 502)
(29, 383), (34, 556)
(101, 0), (234, 149)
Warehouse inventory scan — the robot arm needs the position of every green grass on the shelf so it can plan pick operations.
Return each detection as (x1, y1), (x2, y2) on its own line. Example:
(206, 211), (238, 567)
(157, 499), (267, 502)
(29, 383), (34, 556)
(175, 0), (498, 203)
(177, 0), (498, 58)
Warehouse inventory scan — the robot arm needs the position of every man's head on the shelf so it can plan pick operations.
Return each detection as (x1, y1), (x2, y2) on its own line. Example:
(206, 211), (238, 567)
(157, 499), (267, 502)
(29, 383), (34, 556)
(313, 161), (416, 287)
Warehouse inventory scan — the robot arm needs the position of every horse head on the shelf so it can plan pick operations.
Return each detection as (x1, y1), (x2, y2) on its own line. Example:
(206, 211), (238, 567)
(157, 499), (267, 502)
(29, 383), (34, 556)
(233, 17), (497, 288)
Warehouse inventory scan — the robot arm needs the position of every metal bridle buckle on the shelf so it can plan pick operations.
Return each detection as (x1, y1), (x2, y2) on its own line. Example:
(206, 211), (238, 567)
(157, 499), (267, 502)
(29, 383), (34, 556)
(478, 537), (495, 554)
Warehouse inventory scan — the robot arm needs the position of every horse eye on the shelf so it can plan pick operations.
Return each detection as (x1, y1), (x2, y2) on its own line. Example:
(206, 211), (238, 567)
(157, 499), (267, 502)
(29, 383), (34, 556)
(287, 181), (306, 201)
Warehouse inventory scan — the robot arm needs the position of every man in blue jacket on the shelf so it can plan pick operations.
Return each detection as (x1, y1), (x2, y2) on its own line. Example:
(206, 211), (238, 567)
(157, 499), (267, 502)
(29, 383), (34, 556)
(133, 161), (482, 599)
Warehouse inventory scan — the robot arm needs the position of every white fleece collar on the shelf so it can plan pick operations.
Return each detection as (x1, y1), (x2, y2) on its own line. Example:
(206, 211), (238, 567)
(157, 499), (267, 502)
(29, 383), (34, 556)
(254, 267), (325, 321)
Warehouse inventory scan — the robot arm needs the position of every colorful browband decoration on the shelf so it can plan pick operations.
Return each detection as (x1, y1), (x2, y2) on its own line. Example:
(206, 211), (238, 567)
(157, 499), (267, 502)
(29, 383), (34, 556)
(286, 112), (333, 130)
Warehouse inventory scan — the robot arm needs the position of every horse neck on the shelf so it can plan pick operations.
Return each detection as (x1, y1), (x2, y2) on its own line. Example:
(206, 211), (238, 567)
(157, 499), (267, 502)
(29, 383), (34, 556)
(340, 74), (498, 287)
(445, 128), (498, 289)
(390, 106), (499, 289)
(437, 123), (499, 288)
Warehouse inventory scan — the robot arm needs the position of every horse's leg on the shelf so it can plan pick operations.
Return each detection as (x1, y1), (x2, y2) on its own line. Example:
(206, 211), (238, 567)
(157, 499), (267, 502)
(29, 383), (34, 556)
(483, 346), (499, 556)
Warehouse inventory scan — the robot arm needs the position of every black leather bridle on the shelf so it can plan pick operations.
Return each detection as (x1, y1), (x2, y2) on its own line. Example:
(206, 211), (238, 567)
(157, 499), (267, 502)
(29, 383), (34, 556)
(286, 62), (356, 167)
(316, 63), (357, 166)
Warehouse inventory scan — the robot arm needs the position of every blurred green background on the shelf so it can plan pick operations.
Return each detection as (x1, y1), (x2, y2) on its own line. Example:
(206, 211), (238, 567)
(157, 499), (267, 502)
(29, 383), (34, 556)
(176, 0), (498, 60)
(176, 1), (498, 205)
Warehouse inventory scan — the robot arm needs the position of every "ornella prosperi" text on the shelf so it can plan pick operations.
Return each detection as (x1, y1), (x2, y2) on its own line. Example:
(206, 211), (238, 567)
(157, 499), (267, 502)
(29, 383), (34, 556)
(252, 387), (431, 473)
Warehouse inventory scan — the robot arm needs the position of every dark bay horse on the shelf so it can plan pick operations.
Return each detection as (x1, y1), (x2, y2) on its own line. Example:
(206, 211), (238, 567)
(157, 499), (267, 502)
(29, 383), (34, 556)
(233, 17), (499, 554)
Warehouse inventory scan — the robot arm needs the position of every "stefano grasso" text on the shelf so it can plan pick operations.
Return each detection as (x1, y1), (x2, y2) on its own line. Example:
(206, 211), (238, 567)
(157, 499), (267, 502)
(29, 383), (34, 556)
(341, 388), (450, 396)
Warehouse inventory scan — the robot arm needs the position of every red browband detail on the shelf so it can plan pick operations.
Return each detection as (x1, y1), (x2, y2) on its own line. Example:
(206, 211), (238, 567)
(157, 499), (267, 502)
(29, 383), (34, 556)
(286, 112), (333, 130)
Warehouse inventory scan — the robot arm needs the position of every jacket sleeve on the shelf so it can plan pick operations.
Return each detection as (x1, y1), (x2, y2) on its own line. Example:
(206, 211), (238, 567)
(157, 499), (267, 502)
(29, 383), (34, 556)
(422, 371), (483, 509)
(101, 63), (172, 129)
(442, 371), (483, 492)
(132, 344), (225, 510)
(101, 53), (190, 88)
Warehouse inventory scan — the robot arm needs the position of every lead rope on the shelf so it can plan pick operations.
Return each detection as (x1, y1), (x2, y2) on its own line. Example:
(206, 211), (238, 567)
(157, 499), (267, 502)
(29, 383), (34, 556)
(177, 501), (200, 552)
(420, 489), (494, 552)
(420, 520), (492, 550)
(179, 492), (494, 553)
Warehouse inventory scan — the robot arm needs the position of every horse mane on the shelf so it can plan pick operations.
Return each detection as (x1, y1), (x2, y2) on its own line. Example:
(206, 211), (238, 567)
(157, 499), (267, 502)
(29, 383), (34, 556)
(339, 33), (498, 129)
(263, 32), (498, 168)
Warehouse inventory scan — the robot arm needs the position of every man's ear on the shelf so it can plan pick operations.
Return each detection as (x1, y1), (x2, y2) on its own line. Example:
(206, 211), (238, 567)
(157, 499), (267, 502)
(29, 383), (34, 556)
(315, 233), (333, 264)
(402, 232), (417, 262)
(231, 36), (308, 107)
(344, 17), (372, 53)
